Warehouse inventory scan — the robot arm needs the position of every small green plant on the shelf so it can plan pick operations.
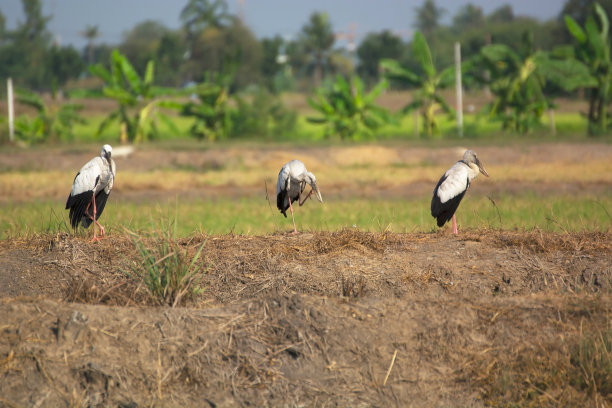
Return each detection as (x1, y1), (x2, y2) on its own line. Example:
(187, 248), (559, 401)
(14, 89), (85, 144)
(125, 229), (206, 307)
(307, 74), (390, 140)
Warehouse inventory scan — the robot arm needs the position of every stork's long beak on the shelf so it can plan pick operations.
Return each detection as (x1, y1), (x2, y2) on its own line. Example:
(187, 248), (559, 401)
(476, 158), (489, 177)
(312, 183), (323, 202)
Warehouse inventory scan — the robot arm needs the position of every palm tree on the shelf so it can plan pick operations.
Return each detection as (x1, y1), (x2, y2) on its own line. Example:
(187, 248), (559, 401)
(180, 0), (232, 33)
(299, 11), (335, 87)
(80, 24), (99, 65)
(414, 0), (445, 36)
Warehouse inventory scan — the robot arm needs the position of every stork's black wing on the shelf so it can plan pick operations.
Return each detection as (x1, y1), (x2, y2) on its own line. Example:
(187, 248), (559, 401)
(431, 175), (469, 227)
(81, 190), (111, 228)
(277, 183), (305, 218)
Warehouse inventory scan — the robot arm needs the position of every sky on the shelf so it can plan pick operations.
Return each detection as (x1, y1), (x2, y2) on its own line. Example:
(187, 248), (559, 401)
(1, 0), (568, 50)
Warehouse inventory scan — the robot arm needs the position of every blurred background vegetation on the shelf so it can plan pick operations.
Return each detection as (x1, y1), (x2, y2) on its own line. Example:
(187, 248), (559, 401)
(1, 0), (612, 143)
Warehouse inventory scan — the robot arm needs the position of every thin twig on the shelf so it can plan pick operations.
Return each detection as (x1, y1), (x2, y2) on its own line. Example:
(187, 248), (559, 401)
(383, 349), (398, 386)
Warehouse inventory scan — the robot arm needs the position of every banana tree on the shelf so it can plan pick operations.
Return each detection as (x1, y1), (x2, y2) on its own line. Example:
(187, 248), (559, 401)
(477, 32), (596, 133)
(14, 89), (85, 144)
(177, 71), (233, 141)
(380, 31), (455, 138)
(307, 74), (390, 140)
(565, 2), (611, 135)
(90, 50), (174, 143)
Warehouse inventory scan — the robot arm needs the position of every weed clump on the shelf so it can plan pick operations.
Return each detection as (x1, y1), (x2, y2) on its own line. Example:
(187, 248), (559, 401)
(125, 229), (206, 307)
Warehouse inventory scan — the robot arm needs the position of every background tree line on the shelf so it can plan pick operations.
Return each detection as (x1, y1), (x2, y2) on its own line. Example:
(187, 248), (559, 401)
(2, 0), (611, 93)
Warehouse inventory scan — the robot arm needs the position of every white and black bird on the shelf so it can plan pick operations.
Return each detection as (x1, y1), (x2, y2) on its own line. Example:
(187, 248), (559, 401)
(276, 159), (323, 234)
(65, 144), (116, 241)
(431, 150), (489, 234)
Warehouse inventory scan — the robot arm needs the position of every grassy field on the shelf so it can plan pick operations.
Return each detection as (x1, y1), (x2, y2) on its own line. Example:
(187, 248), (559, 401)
(67, 111), (591, 143)
(2, 192), (612, 238)
(1, 140), (611, 238)
(1, 138), (611, 406)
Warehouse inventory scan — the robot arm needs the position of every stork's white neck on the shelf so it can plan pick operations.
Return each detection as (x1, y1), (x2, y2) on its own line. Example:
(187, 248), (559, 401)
(466, 162), (480, 181)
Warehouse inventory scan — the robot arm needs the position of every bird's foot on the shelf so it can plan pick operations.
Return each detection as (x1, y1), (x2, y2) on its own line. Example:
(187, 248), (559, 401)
(90, 236), (103, 243)
(290, 230), (299, 235)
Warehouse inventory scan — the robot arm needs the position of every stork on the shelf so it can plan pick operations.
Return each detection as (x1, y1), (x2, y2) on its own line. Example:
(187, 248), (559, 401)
(65, 144), (116, 242)
(276, 159), (323, 234)
(431, 150), (488, 234)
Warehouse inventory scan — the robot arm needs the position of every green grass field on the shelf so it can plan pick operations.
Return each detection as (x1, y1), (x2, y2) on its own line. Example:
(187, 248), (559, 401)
(2, 102), (611, 238)
(2, 192), (610, 239)
(64, 110), (592, 144)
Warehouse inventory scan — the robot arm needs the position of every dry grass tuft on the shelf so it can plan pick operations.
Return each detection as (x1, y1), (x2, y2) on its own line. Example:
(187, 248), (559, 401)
(64, 273), (145, 306)
(341, 275), (366, 298)
(498, 230), (611, 255)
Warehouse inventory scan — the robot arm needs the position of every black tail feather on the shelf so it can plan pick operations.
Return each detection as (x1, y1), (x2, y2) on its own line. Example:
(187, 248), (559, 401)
(277, 190), (288, 217)
(66, 191), (94, 230)
(431, 190), (466, 228)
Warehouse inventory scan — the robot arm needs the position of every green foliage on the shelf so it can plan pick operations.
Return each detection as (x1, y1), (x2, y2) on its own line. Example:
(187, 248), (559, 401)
(14, 89), (85, 144)
(125, 228), (206, 307)
(565, 2), (612, 135)
(413, 0), (445, 35)
(307, 75), (390, 140)
(180, 0), (232, 33)
(89, 49), (173, 143)
(298, 11), (336, 86)
(452, 3), (485, 32)
(180, 0), (261, 90)
(381, 31), (455, 138)
(231, 89), (297, 138)
(0, 0), (83, 90)
(356, 31), (405, 85)
(176, 71), (233, 141)
(119, 20), (170, 75)
(475, 31), (595, 133)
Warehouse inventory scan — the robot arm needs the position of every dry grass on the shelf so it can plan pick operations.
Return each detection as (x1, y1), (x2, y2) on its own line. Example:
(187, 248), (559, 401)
(1, 229), (611, 406)
(463, 228), (612, 255)
(2, 143), (612, 203)
(462, 297), (612, 407)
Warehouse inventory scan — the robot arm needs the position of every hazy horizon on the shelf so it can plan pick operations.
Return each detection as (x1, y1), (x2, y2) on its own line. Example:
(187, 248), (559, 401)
(2, 0), (567, 50)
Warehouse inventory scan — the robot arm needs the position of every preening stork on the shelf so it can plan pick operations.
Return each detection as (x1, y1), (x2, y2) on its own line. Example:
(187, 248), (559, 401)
(65, 144), (116, 241)
(277, 159), (323, 234)
(431, 150), (489, 234)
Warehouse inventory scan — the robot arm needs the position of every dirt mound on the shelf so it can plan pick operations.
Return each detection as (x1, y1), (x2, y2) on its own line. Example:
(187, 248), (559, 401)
(1, 230), (611, 407)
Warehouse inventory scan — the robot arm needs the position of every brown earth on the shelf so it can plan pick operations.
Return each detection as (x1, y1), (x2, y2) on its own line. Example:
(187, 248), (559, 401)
(0, 229), (611, 407)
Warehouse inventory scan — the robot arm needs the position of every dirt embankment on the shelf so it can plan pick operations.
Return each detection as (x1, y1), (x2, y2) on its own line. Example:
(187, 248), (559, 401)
(0, 229), (610, 407)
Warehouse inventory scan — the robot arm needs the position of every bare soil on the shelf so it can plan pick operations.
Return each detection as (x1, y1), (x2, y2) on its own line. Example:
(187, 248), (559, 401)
(0, 229), (610, 407)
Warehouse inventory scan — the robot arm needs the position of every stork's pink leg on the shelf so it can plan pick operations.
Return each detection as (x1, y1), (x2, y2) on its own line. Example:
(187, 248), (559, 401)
(452, 214), (458, 235)
(90, 196), (103, 242)
(288, 198), (298, 234)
